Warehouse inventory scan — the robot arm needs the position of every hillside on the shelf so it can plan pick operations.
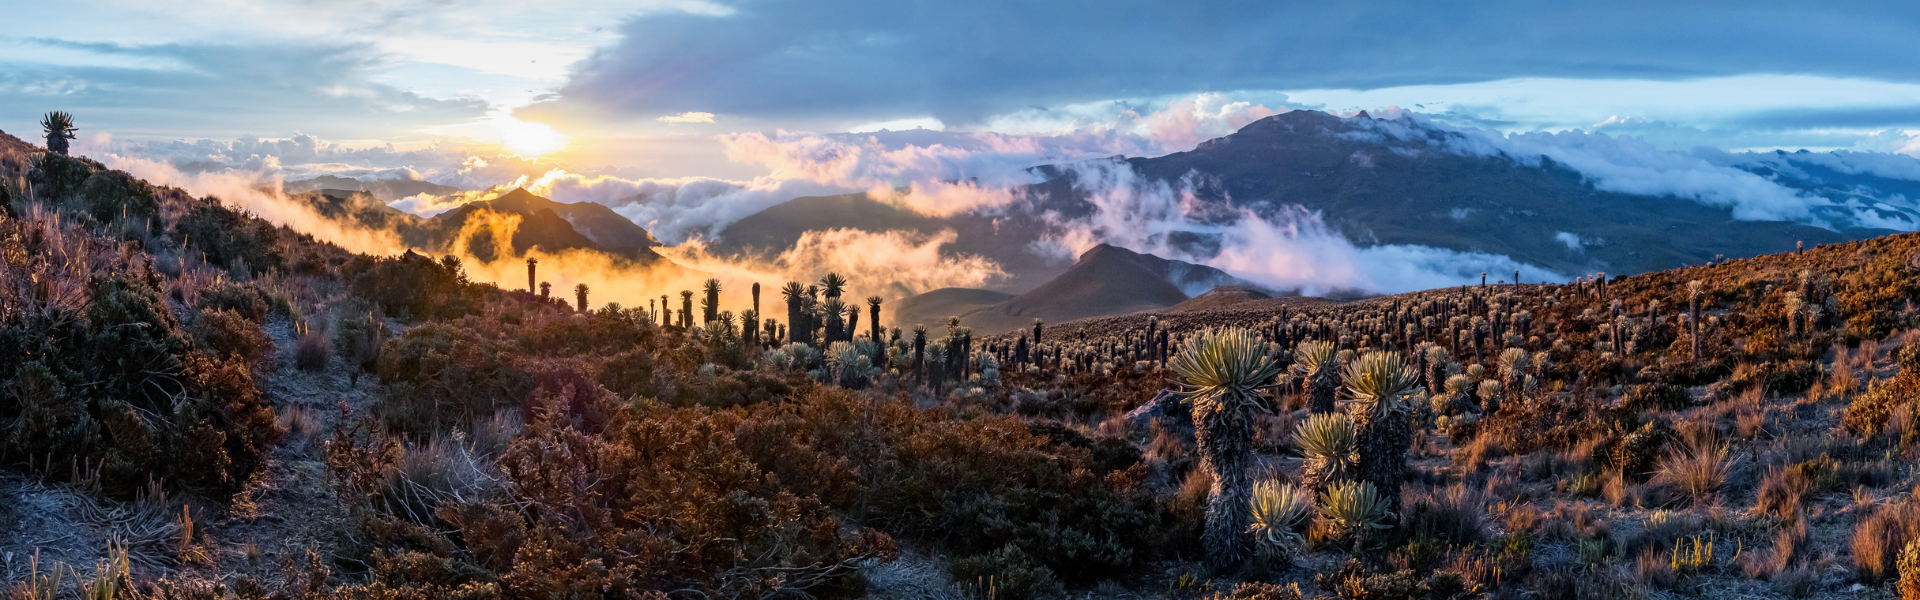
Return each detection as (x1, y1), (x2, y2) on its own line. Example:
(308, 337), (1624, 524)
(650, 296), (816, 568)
(466, 187), (662, 252)
(714, 192), (1066, 290)
(283, 174), (461, 201)
(291, 186), (671, 265)
(891, 243), (1263, 333)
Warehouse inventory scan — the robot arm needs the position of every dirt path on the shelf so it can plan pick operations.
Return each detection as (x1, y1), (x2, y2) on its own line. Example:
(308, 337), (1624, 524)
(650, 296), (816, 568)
(179, 315), (381, 585)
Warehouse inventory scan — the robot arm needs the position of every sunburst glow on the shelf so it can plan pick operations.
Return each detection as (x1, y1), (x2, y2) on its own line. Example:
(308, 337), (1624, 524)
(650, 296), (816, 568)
(492, 115), (568, 156)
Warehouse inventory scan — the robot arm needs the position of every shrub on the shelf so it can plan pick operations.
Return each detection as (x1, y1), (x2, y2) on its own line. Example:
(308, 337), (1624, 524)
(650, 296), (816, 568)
(0, 224), (278, 498)
(327, 386), (893, 599)
(74, 168), (161, 226)
(1612, 418), (1676, 479)
(1765, 360), (1822, 396)
(345, 251), (474, 321)
(1207, 582), (1307, 600)
(1901, 540), (1920, 600)
(1623, 383), (1692, 412)
(1845, 373), (1920, 435)
(733, 387), (1169, 585)
(334, 299), (388, 382)
(172, 198), (283, 274)
(193, 308), (273, 369)
(949, 545), (1059, 600)
(376, 322), (533, 436)
(195, 280), (271, 323)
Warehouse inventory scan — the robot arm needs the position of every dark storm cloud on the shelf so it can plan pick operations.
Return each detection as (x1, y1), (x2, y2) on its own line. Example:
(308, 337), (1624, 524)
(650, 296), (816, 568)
(0, 40), (488, 140)
(532, 0), (1920, 125)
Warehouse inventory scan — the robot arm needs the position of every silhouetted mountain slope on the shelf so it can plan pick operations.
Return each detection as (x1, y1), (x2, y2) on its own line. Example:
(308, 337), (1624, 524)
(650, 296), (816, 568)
(284, 175), (461, 201)
(892, 244), (1262, 334)
(892, 287), (1015, 331)
(714, 192), (1064, 290)
(473, 188), (661, 252)
(293, 187), (669, 264)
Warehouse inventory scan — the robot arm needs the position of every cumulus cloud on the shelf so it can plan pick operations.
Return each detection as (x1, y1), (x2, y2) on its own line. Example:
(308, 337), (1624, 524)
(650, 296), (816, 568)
(0, 39), (488, 140)
(659, 112), (717, 124)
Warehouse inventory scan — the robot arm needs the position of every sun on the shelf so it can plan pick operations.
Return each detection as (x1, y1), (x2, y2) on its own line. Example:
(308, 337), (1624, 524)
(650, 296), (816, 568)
(492, 115), (569, 156)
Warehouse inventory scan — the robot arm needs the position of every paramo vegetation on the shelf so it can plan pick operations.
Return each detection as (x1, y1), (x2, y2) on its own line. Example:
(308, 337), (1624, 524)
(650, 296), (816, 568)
(8, 114), (1920, 600)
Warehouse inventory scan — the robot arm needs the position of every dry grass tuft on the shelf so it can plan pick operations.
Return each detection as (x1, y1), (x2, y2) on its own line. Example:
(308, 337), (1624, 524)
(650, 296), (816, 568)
(1753, 466), (1812, 522)
(1653, 432), (1740, 505)
(1855, 500), (1920, 584)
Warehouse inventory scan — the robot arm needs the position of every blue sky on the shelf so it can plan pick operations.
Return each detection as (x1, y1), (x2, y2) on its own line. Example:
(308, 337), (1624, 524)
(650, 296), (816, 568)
(5, 0), (1920, 177)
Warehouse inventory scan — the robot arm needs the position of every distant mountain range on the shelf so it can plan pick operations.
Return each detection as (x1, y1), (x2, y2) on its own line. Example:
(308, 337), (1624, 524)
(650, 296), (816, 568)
(718, 110), (1889, 292)
(293, 109), (1919, 332)
(297, 188), (670, 266)
(284, 175), (461, 202)
(892, 244), (1269, 333)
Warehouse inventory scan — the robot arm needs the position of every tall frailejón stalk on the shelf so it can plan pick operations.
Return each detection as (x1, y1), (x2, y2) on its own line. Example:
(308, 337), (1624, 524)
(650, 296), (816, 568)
(1171, 327), (1284, 571)
(1341, 350), (1422, 516)
(1291, 340), (1339, 413)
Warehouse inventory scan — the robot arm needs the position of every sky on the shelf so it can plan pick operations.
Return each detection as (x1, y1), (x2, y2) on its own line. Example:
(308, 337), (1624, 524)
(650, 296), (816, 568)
(10, 0), (1920, 299)
(5, 0), (1920, 173)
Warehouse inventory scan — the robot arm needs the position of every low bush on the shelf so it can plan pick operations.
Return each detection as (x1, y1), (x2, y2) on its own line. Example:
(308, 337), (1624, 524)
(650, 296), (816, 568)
(376, 322), (533, 436)
(949, 544), (1059, 600)
(173, 197), (284, 274)
(0, 219), (279, 498)
(1623, 383), (1692, 412)
(195, 280), (272, 323)
(193, 307), (273, 369)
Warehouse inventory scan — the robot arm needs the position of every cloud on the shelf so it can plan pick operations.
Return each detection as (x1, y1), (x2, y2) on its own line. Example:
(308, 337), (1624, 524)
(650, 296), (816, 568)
(1345, 110), (1920, 230)
(74, 139), (408, 257)
(0, 39), (489, 140)
(536, 0), (1920, 127)
(1555, 232), (1583, 250)
(658, 112), (717, 124)
(662, 229), (1006, 309)
(1032, 159), (1561, 295)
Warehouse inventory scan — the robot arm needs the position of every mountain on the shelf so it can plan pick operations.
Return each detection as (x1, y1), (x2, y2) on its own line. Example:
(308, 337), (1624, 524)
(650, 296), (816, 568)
(1076, 110), (1879, 276)
(294, 187), (670, 265)
(891, 244), (1264, 334)
(284, 175), (461, 201)
(466, 188), (661, 252)
(718, 110), (1890, 294)
(713, 192), (1065, 290)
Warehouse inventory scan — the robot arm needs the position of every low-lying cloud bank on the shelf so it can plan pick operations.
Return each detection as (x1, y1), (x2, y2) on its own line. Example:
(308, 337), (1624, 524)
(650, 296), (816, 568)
(1353, 108), (1920, 231)
(1031, 160), (1562, 296)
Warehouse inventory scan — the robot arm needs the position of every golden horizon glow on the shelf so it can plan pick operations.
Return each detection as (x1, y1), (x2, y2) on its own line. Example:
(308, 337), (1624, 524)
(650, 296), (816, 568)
(493, 115), (569, 156)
